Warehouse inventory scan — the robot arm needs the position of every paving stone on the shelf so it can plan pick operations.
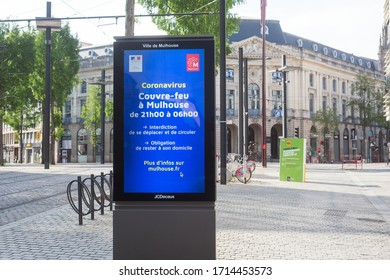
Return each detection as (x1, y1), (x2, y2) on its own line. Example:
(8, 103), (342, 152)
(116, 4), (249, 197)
(1, 163), (390, 259)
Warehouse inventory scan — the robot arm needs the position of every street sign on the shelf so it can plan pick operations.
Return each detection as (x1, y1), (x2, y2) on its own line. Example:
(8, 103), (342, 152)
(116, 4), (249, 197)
(272, 71), (283, 83)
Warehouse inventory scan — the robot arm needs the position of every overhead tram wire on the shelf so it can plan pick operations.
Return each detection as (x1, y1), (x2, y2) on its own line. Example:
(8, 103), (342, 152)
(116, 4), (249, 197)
(0, 12), (219, 24)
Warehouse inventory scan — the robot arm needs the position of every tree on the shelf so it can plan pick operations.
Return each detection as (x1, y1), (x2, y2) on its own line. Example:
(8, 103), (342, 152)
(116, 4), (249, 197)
(348, 73), (385, 160)
(0, 24), (36, 165)
(137, 0), (245, 62)
(30, 23), (80, 165)
(312, 107), (340, 162)
(81, 85), (114, 162)
(3, 88), (41, 164)
(81, 86), (100, 162)
(125, 0), (136, 36)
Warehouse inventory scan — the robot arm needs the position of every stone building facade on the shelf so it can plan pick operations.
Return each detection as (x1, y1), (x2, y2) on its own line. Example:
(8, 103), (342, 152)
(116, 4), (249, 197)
(216, 19), (387, 163)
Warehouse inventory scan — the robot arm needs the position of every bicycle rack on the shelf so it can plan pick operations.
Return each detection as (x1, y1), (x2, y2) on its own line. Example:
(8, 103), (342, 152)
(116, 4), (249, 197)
(66, 171), (113, 225)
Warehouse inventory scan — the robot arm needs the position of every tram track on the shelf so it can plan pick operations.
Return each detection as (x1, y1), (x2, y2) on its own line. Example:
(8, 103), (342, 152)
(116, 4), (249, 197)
(0, 164), (113, 226)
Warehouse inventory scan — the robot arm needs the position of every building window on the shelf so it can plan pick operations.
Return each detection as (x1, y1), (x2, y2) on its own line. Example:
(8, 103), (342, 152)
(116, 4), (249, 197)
(322, 77), (327, 90)
(226, 68), (234, 82)
(65, 100), (71, 118)
(342, 100), (346, 120)
(227, 89), (235, 116)
(332, 98), (337, 114)
(322, 96), (327, 111)
(248, 83), (260, 110)
(309, 73), (314, 87)
(309, 94), (314, 114)
(80, 99), (86, 112)
(332, 79), (337, 92)
(81, 80), (87, 93)
(342, 81), (346, 94)
(227, 90), (235, 110)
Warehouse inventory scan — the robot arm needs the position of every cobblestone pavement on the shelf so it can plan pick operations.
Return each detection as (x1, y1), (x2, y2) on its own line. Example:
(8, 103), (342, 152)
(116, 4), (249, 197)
(0, 162), (389, 260)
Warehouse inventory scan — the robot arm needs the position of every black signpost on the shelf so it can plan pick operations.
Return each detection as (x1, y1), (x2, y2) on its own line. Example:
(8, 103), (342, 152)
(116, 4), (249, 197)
(113, 35), (216, 260)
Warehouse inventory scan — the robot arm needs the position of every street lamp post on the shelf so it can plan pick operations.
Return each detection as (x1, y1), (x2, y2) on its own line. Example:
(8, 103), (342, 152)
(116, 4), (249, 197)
(282, 55), (287, 138)
(100, 70), (106, 164)
(278, 56), (300, 139)
(261, 0), (267, 168)
(36, 1), (61, 169)
(220, 0), (227, 184)
(89, 70), (112, 164)
(238, 48), (244, 156)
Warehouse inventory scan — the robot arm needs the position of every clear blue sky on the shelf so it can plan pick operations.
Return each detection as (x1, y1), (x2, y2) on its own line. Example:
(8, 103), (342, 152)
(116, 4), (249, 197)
(0, 0), (384, 59)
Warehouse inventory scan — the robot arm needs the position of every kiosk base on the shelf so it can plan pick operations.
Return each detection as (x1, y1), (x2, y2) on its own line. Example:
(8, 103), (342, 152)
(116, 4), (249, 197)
(113, 202), (216, 260)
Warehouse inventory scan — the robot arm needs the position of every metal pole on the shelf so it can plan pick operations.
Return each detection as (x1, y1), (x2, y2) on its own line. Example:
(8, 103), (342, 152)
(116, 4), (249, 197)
(100, 70), (106, 164)
(90, 174), (95, 220)
(219, 0), (227, 184)
(238, 48), (243, 156)
(244, 58), (249, 155)
(109, 170), (113, 211)
(43, 1), (52, 169)
(100, 172), (105, 215)
(261, 1), (267, 167)
(282, 55), (287, 138)
(78, 176), (83, 225)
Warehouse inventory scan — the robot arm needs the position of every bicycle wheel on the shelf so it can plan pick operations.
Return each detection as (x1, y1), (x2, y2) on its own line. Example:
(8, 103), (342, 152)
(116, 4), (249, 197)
(246, 160), (256, 172)
(235, 166), (252, 184)
(226, 162), (238, 182)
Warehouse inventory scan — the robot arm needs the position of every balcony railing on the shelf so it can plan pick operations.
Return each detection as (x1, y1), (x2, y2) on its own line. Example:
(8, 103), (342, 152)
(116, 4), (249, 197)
(226, 109), (235, 117)
(248, 109), (261, 117)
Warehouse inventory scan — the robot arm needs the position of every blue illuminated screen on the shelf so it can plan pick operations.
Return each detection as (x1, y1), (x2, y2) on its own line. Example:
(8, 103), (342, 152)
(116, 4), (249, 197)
(123, 49), (205, 193)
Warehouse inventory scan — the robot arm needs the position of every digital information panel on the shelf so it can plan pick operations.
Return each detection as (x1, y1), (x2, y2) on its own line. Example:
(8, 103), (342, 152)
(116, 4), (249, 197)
(113, 36), (216, 201)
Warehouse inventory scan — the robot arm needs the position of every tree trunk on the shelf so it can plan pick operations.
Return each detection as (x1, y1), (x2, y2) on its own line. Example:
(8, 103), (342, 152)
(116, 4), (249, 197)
(125, 0), (135, 36)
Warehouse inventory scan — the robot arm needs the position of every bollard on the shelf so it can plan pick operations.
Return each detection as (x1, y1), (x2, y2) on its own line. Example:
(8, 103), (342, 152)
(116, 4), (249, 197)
(77, 176), (83, 225)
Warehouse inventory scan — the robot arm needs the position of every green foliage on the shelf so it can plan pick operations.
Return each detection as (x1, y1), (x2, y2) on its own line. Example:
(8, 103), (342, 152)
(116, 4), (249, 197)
(0, 24), (36, 118)
(31, 23), (80, 108)
(348, 74), (385, 127)
(137, 0), (245, 63)
(105, 99), (114, 120)
(52, 107), (64, 140)
(30, 23), (80, 163)
(0, 22), (80, 164)
(312, 107), (340, 138)
(81, 85), (101, 149)
(346, 73), (386, 157)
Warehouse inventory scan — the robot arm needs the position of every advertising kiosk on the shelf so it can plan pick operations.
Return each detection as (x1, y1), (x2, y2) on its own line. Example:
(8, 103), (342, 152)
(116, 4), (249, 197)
(113, 36), (216, 260)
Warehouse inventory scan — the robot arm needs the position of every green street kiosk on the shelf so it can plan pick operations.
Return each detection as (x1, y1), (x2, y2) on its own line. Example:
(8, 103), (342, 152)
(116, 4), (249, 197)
(279, 138), (306, 183)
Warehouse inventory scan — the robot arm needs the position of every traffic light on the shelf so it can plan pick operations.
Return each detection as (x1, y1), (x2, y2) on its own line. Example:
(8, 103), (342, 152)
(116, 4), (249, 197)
(294, 127), (299, 138)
